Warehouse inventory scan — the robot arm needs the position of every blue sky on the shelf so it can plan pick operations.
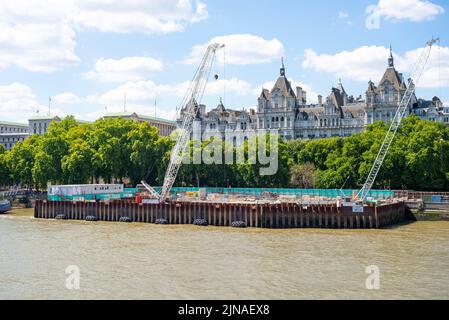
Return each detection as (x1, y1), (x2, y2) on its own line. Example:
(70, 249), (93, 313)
(0, 0), (448, 123)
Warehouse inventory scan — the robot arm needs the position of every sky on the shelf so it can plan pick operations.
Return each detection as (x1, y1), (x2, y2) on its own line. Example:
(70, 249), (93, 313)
(0, 0), (448, 123)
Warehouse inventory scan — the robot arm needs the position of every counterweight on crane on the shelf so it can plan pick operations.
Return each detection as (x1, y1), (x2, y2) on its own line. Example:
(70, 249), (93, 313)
(355, 38), (439, 202)
(141, 43), (225, 202)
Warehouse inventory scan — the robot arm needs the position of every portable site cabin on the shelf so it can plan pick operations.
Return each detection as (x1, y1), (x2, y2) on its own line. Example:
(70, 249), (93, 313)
(47, 184), (130, 201)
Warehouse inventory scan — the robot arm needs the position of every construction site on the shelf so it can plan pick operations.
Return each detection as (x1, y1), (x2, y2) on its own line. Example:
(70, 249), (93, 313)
(31, 38), (441, 228)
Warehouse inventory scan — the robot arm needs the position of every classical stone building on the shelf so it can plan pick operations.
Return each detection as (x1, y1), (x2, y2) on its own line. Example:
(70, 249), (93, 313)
(28, 115), (62, 135)
(0, 121), (29, 150)
(257, 59), (300, 140)
(177, 97), (258, 146)
(104, 112), (176, 137)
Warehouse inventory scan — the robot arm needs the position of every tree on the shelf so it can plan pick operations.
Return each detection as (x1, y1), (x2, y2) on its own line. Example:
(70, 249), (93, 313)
(5, 135), (41, 188)
(34, 116), (79, 187)
(290, 162), (317, 188)
(89, 118), (135, 183)
(61, 140), (96, 184)
(2, 114), (449, 192)
(0, 145), (11, 187)
(127, 122), (164, 186)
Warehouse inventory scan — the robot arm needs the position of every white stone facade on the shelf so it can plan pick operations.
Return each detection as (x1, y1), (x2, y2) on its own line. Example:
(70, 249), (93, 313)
(0, 121), (29, 150)
(186, 50), (447, 144)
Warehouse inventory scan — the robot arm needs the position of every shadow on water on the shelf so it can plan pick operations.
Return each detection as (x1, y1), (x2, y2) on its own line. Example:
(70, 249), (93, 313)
(382, 220), (416, 230)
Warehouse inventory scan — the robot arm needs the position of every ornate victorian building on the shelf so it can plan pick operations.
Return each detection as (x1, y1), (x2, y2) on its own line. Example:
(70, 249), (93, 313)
(189, 48), (446, 143)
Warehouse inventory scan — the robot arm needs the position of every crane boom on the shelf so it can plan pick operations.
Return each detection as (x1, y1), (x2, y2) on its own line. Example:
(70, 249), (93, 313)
(141, 43), (224, 202)
(356, 38), (438, 202)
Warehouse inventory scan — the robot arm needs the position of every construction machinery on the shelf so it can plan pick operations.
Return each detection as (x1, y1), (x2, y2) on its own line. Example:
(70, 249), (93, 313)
(141, 43), (225, 202)
(355, 37), (439, 202)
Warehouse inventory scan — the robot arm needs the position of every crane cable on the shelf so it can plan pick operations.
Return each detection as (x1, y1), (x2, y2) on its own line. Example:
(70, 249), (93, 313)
(173, 60), (202, 123)
(223, 46), (226, 106)
(438, 38), (442, 102)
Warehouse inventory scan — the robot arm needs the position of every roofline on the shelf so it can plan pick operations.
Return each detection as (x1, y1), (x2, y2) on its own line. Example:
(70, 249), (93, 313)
(28, 116), (61, 121)
(104, 112), (175, 124)
(0, 133), (30, 136)
(0, 121), (28, 127)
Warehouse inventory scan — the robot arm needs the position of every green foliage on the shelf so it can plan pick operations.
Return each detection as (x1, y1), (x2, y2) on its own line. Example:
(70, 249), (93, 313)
(301, 115), (449, 191)
(290, 162), (317, 188)
(1, 114), (449, 192)
(0, 145), (11, 186)
(6, 135), (41, 187)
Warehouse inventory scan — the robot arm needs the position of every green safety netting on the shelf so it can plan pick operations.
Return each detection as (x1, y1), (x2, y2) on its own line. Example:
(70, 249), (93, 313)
(48, 187), (393, 201)
(156, 187), (393, 199)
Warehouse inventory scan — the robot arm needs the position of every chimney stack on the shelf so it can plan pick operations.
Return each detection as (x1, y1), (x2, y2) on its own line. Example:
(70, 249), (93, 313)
(296, 87), (303, 103)
(318, 95), (323, 107)
(200, 104), (206, 116)
(302, 91), (307, 105)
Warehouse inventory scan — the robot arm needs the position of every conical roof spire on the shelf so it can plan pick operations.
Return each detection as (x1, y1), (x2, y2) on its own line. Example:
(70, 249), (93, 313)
(388, 45), (394, 68)
(280, 57), (285, 76)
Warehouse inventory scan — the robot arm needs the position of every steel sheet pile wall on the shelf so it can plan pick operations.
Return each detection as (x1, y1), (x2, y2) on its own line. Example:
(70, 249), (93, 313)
(34, 200), (406, 229)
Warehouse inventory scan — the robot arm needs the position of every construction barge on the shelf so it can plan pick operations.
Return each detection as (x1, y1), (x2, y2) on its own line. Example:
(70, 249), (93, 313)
(34, 199), (406, 229)
(34, 39), (439, 229)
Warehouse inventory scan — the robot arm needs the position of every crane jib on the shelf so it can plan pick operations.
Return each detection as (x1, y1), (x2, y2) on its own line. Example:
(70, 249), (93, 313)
(356, 38), (438, 202)
(141, 43), (225, 202)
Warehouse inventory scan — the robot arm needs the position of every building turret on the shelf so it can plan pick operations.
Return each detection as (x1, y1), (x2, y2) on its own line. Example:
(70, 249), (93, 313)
(388, 45), (394, 68)
(280, 57), (285, 76)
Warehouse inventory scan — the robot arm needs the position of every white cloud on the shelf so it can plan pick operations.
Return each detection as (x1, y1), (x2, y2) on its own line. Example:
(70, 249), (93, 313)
(53, 92), (81, 105)
(0, 0), (79, 72)
(205, 78), (255, 96)
(87, 80), (187, 119)
(88, 77), (253, 114)
(338, 11), (349, 19)
(402, 46), (449, 88)
(302, 45), (449, 89)
(0, 0), (207, 72)
(0, 84), (85, 122)
(303, 46), (390, 82)
(85, 76), (273, 120)
(369, 0), (444, 22)
(0, 83), (42, 121)
(184, 34), (284, 65)
(85, 57), (164, 82)
(73, 0), (208, 34)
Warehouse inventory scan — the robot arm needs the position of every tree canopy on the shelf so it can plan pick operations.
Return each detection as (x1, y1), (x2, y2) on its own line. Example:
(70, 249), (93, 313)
(1, 114), (448, 192)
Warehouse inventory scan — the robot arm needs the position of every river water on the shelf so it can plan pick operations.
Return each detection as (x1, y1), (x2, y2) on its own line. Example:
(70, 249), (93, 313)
(1, 211), (448, 299)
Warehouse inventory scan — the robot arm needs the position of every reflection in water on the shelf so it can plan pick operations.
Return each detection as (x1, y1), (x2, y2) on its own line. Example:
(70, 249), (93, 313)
(0, 215), (448, 299)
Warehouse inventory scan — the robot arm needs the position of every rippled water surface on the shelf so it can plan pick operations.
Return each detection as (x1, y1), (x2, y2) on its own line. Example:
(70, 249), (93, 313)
(1, 211), (448, 299)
